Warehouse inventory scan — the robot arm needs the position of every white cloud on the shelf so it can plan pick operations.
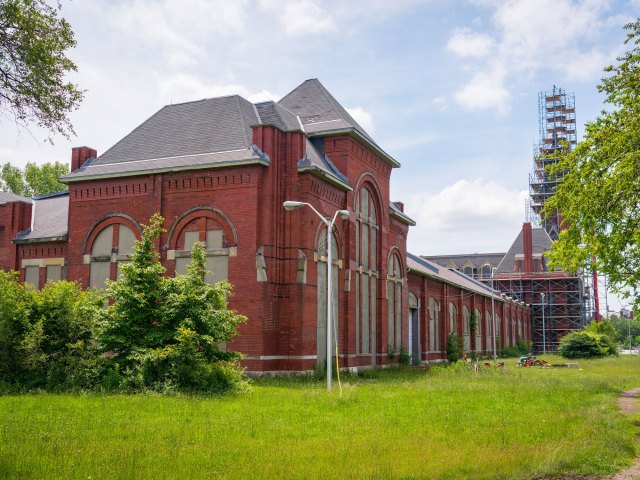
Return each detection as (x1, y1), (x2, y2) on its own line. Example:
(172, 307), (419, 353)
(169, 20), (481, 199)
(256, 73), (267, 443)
(158, 74), (279, 104)
(448, 0), (619, 112)
(258, 0), (335, 35)
(346, 107), (375, 135)
(406, 178), (528, 253)
(447, 28), (494, 58)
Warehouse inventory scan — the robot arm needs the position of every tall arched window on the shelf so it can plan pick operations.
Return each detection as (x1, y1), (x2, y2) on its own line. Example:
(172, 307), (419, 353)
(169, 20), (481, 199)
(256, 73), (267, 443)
(505, 316), (511, 346)
(316, 228), (339, 371)
(496, 314), (502, 347)
(356, 187), (378, 364)
(428, 297), (440, 352)
(174, 221), (228, 284)
(475, 308), (482, 352)
(387, 253), (403, 351)
(485, 310), (492, 353)
(449, 302), (457, 334)
(463, 306), (471, 351)
(89, 223), (137, 289)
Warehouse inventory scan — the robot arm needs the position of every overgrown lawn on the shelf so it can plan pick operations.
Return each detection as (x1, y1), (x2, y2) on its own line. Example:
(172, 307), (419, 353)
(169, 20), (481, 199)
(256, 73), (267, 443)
(1, 355), (639, 479)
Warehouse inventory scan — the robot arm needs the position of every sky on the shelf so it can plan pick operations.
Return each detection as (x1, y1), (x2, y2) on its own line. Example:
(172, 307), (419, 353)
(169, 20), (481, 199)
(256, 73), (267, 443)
(0, 0), (637, 313)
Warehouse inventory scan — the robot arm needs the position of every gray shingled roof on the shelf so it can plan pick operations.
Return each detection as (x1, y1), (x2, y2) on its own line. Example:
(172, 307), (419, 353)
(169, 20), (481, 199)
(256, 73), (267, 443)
(254, 101), (301, 131)
(279, 79), (374, 141)
(0, 192), (32, 204)
(14, 191), (68, 243)
(496, 227), (553, 273)
(298, 139), (351, 190)
(423, 253), (506, 270)
(389, 203), (416, 226)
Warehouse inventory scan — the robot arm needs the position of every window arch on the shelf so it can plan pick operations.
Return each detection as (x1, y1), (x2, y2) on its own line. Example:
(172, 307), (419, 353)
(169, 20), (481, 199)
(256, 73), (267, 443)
(481, 264), (492, 279)
(356, 186), (379, 364)
(89, 222), (138, 289)
(316, 228), (339, 371)
(496, 314), (502, 347)
(169, 209), (234, 284)
(387, 252), (403, 351)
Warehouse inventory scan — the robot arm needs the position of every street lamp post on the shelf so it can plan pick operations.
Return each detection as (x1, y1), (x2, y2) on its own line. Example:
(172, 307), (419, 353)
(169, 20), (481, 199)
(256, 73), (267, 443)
(541, 293), (546, 355)
(283, 201), (349, 391)
(491, 267), (497, 363)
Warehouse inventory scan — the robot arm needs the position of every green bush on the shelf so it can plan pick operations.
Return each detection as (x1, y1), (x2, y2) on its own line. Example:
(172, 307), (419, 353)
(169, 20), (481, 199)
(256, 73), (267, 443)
(558, 331), (618, 359)
(0, 270), (33, 384)
(446, 332), (462, 363)
(100, 214), (248, 394)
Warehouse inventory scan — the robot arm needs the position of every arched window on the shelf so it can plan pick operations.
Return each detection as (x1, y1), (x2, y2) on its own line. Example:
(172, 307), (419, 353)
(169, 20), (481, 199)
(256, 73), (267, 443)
(356, 187), (378, 364)
(316, 228), (339, 371)
(387, 253), (403, 351)
(496, 314), (502, 347)
(518, 317), (522, 341)
(449, 302), (457, 334)
(428, 297), (440, 352)
(485, 310), (492, 353)
(475, 308), (482, 352)
(169, 209), (235, 285)
(89, 223), (137, 289)
(463, 266), (473, 277)
(408, 292), (419, 362)
(463, 306), (471, 351)
(505, 316), (511, 346)
(481, 264), (492, 279)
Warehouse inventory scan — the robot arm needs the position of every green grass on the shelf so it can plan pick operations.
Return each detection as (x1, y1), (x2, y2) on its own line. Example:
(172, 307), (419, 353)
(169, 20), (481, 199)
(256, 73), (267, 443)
(1, 355), (639, 479)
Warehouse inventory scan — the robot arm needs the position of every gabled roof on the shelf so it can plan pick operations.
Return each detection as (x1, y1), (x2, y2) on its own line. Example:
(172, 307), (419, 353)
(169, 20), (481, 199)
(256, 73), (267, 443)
(0, 191), (32, 205)
(279, 79), (400, 168)
(423, 253), (506, 270)
(14, 191), (68, 243)
(496, 227), (553, 273)
(254, 101), (301, 132)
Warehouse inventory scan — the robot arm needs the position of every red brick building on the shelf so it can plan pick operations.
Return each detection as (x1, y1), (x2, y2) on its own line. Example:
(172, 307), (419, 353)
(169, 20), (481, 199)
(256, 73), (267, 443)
(0, 79), (530, 372)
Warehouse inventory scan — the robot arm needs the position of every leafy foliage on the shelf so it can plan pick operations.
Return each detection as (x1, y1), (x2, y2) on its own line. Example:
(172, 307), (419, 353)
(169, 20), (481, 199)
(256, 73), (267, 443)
(585, 319), (621, 344)
(558, 331), (618, 359)
(0, 161), (68, 196)
(446, 332), (462, 363)
(0, 0), (83, 140)
(544, 19), (640, 310)
(100, 214), (248, 393)
(0, 270), (33, 383)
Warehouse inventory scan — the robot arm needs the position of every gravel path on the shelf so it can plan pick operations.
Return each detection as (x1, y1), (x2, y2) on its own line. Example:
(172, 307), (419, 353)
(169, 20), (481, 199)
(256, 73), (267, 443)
(607, 387), (640, 480)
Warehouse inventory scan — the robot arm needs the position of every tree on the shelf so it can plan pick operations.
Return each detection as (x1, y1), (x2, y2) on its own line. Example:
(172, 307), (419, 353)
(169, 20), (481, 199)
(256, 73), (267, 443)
(0, 0), (83, 140)
(0, 161), (68, 196)
(544, 19), (640, 311)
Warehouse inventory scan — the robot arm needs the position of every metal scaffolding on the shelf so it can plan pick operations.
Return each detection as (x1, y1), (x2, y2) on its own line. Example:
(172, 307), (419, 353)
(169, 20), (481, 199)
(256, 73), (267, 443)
(529, 86), (576, 240)
(495, 274), (586, 353)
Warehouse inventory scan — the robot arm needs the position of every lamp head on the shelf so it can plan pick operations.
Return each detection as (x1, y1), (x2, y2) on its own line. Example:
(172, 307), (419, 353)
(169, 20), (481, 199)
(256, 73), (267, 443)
(337, 210), (350, 219)
(283, 201), (305, 211)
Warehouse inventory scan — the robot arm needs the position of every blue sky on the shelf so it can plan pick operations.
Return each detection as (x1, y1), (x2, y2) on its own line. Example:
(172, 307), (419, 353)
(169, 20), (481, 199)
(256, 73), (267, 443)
(0, 0), (636, 304)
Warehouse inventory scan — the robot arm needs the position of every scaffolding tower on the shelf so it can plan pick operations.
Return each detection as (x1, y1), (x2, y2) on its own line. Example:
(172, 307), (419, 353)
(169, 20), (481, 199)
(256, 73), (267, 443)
(528, 86), (577, 240)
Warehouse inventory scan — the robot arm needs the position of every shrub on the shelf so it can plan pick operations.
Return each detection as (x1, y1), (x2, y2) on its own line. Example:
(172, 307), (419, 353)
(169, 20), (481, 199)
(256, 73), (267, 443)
(22, 280), (104, 390)
(100, 215), (248, 394)
(446, 332), (462, 363)
(558, 331), (618, 359)
(0, 271), (33, 384)
(584, 319), (621, 343)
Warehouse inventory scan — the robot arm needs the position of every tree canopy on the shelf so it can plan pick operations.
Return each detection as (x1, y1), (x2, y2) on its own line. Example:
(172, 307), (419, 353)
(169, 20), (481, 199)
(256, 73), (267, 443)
(0, 161), (68, 196)
(0, 0), (83, 140)
(544, 19), (640, 310)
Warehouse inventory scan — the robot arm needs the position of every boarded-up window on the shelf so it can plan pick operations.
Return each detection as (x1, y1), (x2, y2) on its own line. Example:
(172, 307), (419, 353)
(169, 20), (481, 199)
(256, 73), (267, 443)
(46, 265), (62, 283)
(90, 224), (138, 288)
(475, 308), (482, 352)
(387, 254), (402, 351)
(24, 266), (39, 289)
(356, 187), (378, 363)
(449, 302), (457, 334)
(462, 306), (471, 351)
(176, 229), (228, 285)
(316, 229), (339, 372)
(486, 310), (492, 352)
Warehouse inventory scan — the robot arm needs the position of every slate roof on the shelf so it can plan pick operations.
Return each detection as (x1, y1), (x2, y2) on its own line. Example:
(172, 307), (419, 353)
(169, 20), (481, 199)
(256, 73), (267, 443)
(61, 79), (393, 183)
(389, 203), (416, 226)
(423, 253), (506, 270)
(14, 191), (68, 243)
(0, 192), (32, 204)
(496, 227), (554, 273)
(407, 252), (519, 302)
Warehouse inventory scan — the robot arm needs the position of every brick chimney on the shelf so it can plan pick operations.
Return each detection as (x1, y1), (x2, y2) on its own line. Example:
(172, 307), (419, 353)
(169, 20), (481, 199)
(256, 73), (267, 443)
(71, 146), (97, 172)
(522, 222), (533, 273)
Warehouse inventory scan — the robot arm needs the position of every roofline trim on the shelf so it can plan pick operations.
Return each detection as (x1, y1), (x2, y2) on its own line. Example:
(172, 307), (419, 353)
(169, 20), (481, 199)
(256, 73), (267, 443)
(13, 234), (68, 245)
(298, 165), (353, 191)
(390, 206), (416, 226)
(306, 128), (401, 168)
(60, 157), (269, 184)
